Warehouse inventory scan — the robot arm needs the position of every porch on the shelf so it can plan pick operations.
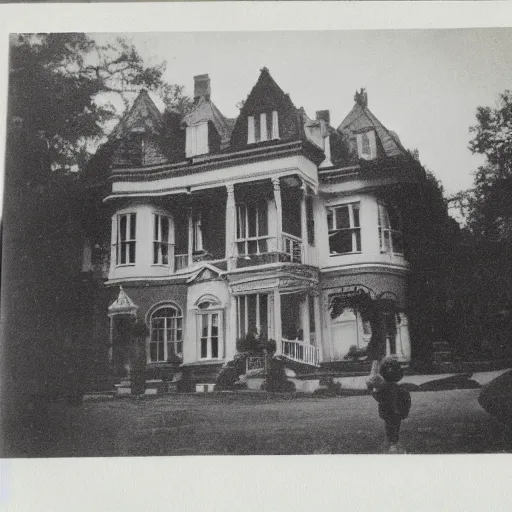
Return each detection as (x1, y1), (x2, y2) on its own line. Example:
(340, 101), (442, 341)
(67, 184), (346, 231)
(229, 273), (322, 368)
(132, 174), (316, 276)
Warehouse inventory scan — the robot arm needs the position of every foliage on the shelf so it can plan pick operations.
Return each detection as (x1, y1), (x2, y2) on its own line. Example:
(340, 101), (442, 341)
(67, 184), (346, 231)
(329, 289), (400, 362)
(439, 90), (512, 360)
(313, 377), (343, 397)
(8, 33), (191, 175)
(261, 357), (295, 392)
(344, 345), (368, 361)
(236, 329), (276, 355)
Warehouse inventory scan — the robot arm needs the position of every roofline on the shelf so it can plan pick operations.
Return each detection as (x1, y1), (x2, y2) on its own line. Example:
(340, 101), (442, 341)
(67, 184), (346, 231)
(109, 139), (325, 182)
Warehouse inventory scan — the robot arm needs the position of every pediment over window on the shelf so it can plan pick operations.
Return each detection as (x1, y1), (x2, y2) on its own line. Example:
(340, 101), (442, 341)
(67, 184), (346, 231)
(187, 264), (223, 284)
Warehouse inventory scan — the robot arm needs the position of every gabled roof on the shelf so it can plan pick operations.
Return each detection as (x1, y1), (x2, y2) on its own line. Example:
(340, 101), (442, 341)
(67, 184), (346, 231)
(109, 90), (164, 140)
(230, 67), (306, 149)
(108, 286), (138, 316)
(181, 96), (233, 145)
(338, 89), (407, 158)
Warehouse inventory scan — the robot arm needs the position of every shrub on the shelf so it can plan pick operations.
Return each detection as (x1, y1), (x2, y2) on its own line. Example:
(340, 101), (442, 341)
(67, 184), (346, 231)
(344, 345), (368, 361)
(314, 376), (343, 397)
(261, 357), (295, 392)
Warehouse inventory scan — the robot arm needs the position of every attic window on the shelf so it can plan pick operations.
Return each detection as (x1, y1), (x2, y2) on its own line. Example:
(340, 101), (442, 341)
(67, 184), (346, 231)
(248, 111), (279, 144)
(356, 130), (376, 160)
(186, 122), (209, 158)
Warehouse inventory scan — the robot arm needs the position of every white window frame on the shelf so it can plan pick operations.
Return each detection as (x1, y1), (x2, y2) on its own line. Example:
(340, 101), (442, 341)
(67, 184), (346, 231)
(236, 293), (269, 339)
(116, 213), (137, 266)
(148, 305), (183, 363)
(356, 130), (377, 160)
(327, 202), (361, 255)
(196, 298), (224, 360)
(186, 122), (209, 158)
(193, 211), (203, 252)
(378, 202), (404, 255)
(236, 200), (269, 256)
(153, 214), (172, 266)
(247, 111), (280, 144)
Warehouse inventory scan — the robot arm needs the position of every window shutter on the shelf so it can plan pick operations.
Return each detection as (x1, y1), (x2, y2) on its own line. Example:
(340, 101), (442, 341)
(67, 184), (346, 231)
(196, 122), (209, 155)
(186, 126), (196, 158)
(272, 110), (279, 139)
(247, 116), (255, 144)
(368, 130), (377, 159)
(356, 134), (363, 158)
(260, 113), (268, 142)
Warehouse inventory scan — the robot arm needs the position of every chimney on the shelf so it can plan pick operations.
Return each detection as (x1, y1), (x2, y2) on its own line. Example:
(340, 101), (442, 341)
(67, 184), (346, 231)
(194, 74), (211, 102)
(316, 110), (330, 126)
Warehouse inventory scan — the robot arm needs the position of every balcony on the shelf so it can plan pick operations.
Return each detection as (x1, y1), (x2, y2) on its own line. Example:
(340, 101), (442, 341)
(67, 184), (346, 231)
(234, 233), (303, 269)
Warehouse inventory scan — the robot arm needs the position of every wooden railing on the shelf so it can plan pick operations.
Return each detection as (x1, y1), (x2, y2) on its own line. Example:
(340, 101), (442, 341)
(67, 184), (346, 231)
(282, 233), (303, 263)
(281, 338), (319, 366)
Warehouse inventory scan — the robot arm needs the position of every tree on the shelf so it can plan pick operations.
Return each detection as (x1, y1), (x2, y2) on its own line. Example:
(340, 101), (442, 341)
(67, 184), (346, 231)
(8, 33), (191, 176)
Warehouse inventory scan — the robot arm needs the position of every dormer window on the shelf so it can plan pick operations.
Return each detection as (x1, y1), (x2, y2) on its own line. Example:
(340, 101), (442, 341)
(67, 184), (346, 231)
(186, 122), (209, 158)
(356, 130), (377, 160)
(247, 110), (279, 144)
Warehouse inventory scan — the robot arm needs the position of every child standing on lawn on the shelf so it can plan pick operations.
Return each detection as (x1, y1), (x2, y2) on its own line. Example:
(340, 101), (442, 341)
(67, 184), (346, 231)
(369, 358), (411, 454)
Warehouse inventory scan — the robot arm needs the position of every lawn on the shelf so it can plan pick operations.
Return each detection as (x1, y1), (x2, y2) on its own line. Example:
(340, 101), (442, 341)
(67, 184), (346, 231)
(8, 389), (512, 457)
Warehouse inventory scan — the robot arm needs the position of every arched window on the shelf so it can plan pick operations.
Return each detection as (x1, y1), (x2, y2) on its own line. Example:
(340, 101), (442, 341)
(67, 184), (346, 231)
(149, 305), (183, 362)
(195, 296), (224, 360)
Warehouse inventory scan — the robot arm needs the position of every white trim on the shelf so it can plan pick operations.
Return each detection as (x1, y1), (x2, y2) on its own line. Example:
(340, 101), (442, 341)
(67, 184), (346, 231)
(247, 116), (255, 144)
(271, 110), (279, 140)
(260, 112), (268, 142)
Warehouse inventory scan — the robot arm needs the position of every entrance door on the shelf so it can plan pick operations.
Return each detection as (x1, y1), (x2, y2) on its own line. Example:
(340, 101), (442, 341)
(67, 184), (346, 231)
(331, 310), (358, 361)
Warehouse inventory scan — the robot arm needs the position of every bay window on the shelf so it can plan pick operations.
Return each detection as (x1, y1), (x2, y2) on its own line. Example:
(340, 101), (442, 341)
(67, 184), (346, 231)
(236, 200), (269, 256)
(153, 214), (171, 265)
(378, 202), (403, 255)
(116, 213), (136, 265)
(149, 305), (183, 363)
(327, 202), (361, 255)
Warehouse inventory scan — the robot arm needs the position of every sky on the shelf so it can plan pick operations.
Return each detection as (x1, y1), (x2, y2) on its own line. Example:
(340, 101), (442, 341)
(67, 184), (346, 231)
(95, 28), (512, 198)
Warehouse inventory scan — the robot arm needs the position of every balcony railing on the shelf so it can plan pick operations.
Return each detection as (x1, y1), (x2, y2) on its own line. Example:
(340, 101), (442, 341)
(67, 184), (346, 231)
(281, 338), (319, 366)
(282, 233), (303, 263)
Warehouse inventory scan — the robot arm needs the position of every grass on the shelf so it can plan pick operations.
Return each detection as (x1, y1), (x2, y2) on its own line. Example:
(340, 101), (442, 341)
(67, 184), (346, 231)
(5, 389), (512, 457)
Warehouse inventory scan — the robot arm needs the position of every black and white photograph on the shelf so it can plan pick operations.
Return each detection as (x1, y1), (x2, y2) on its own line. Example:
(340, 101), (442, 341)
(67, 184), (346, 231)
(2, 3), (512, 509)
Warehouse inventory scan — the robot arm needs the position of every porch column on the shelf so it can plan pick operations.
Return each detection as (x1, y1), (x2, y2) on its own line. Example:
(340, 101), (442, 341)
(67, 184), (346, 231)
(225, 184), (236, 271)
(187, 207), (193, 266)
(300, 183), (308, 264)
(226, 294), (238, 359)
(313, 293), (324, 363)
(272, 178), (283, 252)
(301, 294), (311, 344)
(273, 288), (282, 355)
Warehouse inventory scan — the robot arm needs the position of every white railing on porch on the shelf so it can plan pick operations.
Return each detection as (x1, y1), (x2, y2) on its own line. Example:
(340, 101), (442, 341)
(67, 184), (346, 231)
(281, 338), (319, 366)
(174, 253), (190, 271)
(282, 233), (303, 263)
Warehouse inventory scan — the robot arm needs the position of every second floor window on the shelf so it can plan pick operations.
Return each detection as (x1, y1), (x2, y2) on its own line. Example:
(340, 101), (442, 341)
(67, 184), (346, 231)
(236, 200), (268, 256)
(117, 213), (136, 265)
(153, 214), (171, 265)
(378, 202), (404, 255)
(327, 202), (361, 255)
(247, 111), (279, 144)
